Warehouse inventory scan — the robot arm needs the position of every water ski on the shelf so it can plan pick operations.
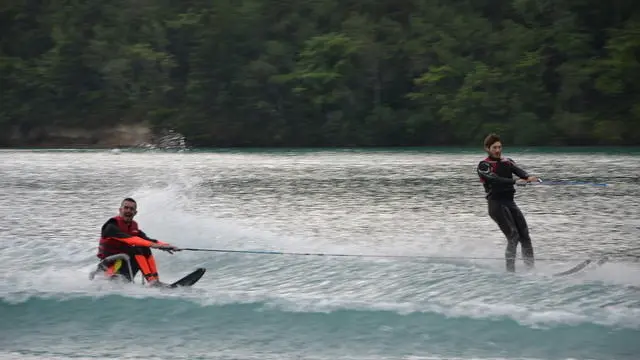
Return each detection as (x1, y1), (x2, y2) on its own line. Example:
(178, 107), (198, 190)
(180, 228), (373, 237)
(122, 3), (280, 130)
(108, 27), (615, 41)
(167, 267), (206, 288)
(553, 257), (609, 277)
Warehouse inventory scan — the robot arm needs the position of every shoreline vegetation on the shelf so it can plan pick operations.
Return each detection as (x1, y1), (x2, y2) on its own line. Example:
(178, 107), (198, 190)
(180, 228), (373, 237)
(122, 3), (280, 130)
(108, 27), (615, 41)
(2, 125), (640, 151)
(3, 124), (153, 149)
(2, 1), (638, 148)
(3, 124), (640, 154)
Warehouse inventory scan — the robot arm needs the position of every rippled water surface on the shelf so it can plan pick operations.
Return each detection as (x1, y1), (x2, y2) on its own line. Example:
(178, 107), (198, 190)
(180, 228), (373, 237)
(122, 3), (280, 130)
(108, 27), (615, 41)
(1, 148), (639, 360)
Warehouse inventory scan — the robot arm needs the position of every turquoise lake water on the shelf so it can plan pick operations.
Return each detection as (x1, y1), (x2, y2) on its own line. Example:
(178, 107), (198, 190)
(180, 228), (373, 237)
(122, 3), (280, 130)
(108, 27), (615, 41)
(1, 148), (639, 360)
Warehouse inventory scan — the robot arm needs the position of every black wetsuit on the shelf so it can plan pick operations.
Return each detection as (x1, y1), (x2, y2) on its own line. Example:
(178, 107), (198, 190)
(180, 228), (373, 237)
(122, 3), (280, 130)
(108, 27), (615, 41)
(477, 156), (534, 272)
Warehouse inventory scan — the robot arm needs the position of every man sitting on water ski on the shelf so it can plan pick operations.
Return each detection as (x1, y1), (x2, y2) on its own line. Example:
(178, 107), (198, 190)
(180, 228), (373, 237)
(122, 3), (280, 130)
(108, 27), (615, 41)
(96, 197), (181, 286)
(477, 133), (538, 272)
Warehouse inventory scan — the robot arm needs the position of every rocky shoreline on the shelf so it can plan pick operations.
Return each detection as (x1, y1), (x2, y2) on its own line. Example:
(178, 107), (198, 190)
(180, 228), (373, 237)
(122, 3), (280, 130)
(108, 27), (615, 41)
(3, 124), (155, 148)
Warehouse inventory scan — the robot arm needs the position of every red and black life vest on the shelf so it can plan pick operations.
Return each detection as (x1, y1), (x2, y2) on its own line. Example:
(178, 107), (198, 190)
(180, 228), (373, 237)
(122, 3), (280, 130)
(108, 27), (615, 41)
(479, 156), (514, 181)
(97, 216), (140, 259)
(478, 156), (517, 200)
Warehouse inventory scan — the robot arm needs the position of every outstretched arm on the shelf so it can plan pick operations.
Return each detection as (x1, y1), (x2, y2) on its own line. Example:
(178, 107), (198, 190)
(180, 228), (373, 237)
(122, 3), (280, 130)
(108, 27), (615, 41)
(477, 161), (516, 184)
(509, 159), (538, 182)
(138, 229), (173, 247)
(137, 229), (158, 243)
(510, 160), (530, 179)
(101, 219), (157, 247)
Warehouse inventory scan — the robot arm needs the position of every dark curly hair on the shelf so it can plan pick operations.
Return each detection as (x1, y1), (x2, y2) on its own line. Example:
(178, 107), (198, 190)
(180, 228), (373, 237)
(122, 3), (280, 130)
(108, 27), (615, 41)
(483, 133), (501, 149)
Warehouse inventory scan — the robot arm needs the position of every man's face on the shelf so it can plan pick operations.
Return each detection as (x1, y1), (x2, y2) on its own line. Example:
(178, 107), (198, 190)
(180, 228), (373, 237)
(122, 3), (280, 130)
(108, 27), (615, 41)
(119, 200), (137, 222)
(486, 141), (502, 159)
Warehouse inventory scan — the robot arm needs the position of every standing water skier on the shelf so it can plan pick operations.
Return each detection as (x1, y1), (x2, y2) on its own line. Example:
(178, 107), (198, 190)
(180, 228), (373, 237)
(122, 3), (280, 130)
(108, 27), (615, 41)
(477, 133), (539, 272)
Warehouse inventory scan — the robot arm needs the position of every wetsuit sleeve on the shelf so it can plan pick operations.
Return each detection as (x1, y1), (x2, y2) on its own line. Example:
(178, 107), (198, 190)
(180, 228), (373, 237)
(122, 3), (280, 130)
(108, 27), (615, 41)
(137, 230), (158, 243)
(138, 229), (171, 246)
(508, 159), (530, 179)
(101, 219), (157, 247)
(477, 161), (516, 184)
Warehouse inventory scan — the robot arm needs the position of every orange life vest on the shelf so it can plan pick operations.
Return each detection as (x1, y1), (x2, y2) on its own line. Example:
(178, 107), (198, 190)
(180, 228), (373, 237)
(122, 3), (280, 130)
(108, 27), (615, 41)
(97, 216), (141, 259)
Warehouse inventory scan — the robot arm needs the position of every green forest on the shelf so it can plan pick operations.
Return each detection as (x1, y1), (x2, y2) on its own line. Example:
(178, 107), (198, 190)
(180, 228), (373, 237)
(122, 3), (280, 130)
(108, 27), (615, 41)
(1, 0), (639, 147)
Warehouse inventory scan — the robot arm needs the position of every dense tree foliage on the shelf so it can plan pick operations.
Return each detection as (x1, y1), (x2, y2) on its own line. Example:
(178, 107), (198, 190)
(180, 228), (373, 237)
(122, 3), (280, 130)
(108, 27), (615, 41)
(1, 0), (638, 146)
